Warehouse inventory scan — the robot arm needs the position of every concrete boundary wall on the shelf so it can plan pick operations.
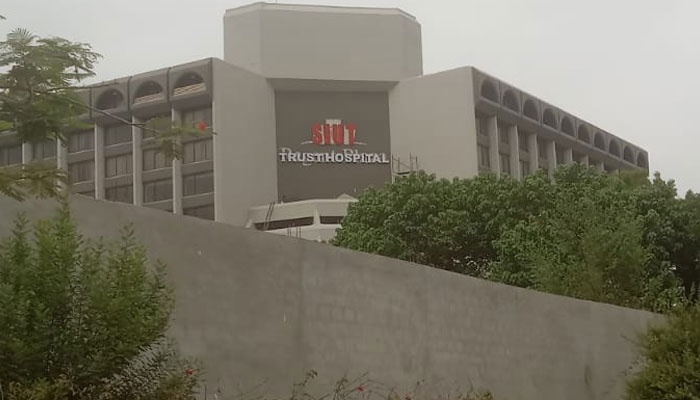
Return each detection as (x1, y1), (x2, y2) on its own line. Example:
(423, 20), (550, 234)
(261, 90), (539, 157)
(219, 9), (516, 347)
(0, 196), (657, 400)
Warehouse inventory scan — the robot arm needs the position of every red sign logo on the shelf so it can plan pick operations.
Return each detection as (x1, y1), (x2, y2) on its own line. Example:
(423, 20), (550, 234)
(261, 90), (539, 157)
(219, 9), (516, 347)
(311, 121), (357, 146)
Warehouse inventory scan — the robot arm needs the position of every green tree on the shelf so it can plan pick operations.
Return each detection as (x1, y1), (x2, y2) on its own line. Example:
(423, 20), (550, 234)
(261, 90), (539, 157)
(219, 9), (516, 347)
(0, 28), (100, 199)
(335, 165), (691, 311)
(626, 304), (700, 400)
(0, 205), (198, 399)
(333, 170), (551, 276)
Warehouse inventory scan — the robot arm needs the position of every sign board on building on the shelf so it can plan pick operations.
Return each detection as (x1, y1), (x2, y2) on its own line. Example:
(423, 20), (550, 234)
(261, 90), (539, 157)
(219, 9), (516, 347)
(278, 119), (390, 166)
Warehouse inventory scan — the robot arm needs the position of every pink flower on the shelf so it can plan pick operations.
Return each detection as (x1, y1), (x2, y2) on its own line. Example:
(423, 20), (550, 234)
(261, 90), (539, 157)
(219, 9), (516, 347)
(356, 386), (364, 392)
(198, 121), (207, 132)
(185, 368), (194, 376)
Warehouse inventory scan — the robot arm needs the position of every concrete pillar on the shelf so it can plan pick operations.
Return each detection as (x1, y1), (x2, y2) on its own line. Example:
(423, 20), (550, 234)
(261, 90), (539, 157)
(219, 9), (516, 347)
(172, 109), (183, 215)
(56, 139), (68, 191)
(563, 147), (574, 165)
(546, 140), (557, 178)
(509, 125), (521, 180)
(487, 116), (500, 176)
(94, 124), (105, 200)
(132, 116), (143, 206)
(528, 132), (538, 172)
(579, 154), (589, 167)
(21, 142), (32, 164)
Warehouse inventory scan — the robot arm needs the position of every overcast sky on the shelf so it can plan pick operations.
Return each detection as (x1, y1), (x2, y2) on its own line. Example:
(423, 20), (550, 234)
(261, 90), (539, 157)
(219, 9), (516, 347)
(2, 0), (698, 193)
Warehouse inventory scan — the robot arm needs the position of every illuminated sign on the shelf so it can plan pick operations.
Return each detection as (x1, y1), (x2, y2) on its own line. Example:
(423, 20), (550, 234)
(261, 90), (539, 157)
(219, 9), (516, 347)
(279, 119), (390, 166)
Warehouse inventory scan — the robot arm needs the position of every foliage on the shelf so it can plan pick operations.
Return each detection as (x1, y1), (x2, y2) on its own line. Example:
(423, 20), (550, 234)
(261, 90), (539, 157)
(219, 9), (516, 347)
(334, 170), (551, 276)
(0, 28), (100, 143)
(0, 162), (67, 200)
(143, 116), (216, 161)
(0, 28), (97, 200)
(0, 205), (198, 399)
(334, 165), (698, 311)
(625, 304), (700, 400)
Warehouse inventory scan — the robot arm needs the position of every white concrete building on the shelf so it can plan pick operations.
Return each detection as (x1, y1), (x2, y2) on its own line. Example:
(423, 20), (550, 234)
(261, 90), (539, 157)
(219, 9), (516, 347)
(0, 2), (648, 241)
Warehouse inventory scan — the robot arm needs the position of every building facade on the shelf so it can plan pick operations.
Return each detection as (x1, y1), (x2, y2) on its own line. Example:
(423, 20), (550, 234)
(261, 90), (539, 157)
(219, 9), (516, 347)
(0, 2), (648, 239)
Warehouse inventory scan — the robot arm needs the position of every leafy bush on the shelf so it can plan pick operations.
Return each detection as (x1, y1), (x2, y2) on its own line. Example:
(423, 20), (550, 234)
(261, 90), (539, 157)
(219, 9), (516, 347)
(334, 165), (694, 312)
(0, 204), (198, 399)
(626, 305), (700, 399)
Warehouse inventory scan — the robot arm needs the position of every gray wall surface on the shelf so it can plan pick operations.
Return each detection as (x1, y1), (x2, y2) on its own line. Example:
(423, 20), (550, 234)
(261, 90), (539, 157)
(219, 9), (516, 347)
(224, 3), (423, 81)
(212, 59), (278, 225)
(0, 196), (658, 400)
(275, 91), (392, 201)
(389, 67), (480, 179)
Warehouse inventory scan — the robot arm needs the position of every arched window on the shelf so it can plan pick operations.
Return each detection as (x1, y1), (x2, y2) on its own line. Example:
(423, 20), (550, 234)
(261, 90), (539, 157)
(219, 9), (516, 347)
(561, 117), (574, 136)
(134, 81), (163, 103)
(173, 72), (205, 96)
(523, 99), (539, 121)
(594, 132), (606, 150)
(480, 80), (498, 103)
(96, 89), (124, 110)
(623, 146), (634, 163)
(578, 125), (590, 143)
(637, 153), (648, 169)
(543, 108), (558, 130)
(609, 140), (621, 157)
(502, 90), (519, 112)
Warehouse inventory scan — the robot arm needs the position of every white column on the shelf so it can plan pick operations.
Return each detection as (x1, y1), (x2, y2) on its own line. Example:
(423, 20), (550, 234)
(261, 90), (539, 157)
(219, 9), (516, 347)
(563, 147), (574, 165)
(546, 140), (557, 178)
(487, 116), (500, 176)
(94, 124), (105, 200)
(132, 116), (143, 206)
(509, 125), (521, 180)
(57, 139), (68, 191)
(528, 132), (538, 172)
(579, 154), (589, 167)
(172, 109), (183, 215)
(21, 142), (32, 164)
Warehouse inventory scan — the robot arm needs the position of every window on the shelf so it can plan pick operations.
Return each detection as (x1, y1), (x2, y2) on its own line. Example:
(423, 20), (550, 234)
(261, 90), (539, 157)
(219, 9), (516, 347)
(143, 179), (173, 203)
(33, 140), (56, 160)
(498, 124), (510, 145)
(477, 144), (490, 169)
(500, 154), (511, 175)
(96, 89), (123, 110)
(105, 185), (133, 204)
(254, 217), (314, 231)
(320, 216), (344, 225)
(68, 130), (94, 153)
(0, 145), (22, 166)
(183, 204), (215, 221)
(143, 149), (169, 171)
(104, 124), (132, 146)
(518, 131), (529, 152)
(68, 160), (94, 183)
(105, 153), (133, 178)
(476, 116), (489, 137)
(183, 139), (212, 164)
(520, 160), (530, 176)
(183, 171), (214, 196)
(181, 107), (212, 128)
